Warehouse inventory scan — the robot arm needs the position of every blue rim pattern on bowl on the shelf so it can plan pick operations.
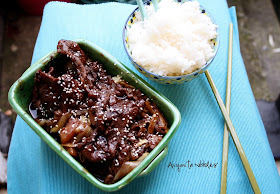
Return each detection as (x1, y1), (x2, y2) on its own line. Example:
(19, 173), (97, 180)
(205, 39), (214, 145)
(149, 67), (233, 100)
(123, 0), (220, 84)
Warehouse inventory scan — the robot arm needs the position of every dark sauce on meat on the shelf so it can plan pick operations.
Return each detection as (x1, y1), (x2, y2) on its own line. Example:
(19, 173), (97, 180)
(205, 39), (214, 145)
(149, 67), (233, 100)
(30, 40), (168, 184)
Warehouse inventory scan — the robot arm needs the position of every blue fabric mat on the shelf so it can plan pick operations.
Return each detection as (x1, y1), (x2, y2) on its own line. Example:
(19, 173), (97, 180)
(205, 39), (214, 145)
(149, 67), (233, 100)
(8, 1), (280, 193)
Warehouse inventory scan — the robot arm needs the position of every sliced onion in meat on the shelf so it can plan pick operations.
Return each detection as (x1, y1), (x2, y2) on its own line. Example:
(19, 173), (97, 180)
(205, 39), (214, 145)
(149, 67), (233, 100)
(50, 112), (71, 133)
(61, 143), (77, 148)
(113, 152), (149, 182)
(147, 114), (157, 134)
(75, 109), (89, 116)
(75, 125), (94, 143)
(36, 119), (47, 126)
(119, 81), (134, 89)
(66, 147), (78, 157)
(135, 139), (148, 147)
(145, 101), (155, 115)
(74, 116), (87, 133)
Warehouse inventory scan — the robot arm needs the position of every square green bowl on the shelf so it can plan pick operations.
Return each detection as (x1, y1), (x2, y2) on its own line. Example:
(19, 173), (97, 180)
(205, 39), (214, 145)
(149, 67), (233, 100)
(8, 39), (181, 192)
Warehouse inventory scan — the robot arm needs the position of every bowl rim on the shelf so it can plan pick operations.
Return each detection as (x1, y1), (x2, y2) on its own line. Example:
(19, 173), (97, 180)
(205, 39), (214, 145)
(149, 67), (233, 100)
(122, 0), (220, 79)
(8, 39), (181, 192)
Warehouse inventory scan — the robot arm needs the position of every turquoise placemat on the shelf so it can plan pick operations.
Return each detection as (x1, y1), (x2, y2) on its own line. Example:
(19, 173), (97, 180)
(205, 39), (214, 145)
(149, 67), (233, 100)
(8, 1), (280, 193)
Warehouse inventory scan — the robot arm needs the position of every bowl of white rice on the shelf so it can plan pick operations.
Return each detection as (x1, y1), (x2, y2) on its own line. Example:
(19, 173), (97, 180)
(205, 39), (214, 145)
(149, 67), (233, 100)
(123, 0), (219, 84)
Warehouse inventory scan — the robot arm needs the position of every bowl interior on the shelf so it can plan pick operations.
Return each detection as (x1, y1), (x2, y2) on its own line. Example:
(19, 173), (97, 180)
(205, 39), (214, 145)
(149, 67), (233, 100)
(8, 39), (181, 192)
(123, 0), (220, 83)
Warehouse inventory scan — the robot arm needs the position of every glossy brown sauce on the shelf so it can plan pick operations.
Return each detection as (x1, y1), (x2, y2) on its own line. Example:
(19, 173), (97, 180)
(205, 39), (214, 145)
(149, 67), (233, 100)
(30, 40), (168, 184)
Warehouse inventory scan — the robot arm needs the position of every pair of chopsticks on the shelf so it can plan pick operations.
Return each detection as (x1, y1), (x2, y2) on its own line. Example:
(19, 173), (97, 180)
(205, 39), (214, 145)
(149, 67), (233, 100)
(206, 25), (260, 193)
(135, 1), (261, 193)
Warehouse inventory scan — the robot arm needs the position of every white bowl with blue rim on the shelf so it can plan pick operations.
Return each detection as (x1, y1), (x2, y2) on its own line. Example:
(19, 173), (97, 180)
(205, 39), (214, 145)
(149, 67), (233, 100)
(123, 0), (219, 84)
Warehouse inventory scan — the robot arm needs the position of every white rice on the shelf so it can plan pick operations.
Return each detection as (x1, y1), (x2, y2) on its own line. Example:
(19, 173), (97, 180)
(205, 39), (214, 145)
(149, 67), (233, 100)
(126, 0), (217, 76)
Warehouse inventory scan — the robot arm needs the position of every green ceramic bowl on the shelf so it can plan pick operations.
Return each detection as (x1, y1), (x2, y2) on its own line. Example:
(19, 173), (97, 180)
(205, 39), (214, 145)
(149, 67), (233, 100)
(8, 39), (181, 192)
(123, 0), (219, 84)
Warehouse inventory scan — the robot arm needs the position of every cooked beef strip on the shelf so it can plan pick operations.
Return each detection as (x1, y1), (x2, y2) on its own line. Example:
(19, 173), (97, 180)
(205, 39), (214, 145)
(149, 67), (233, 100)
(31, 40), (168, 184)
